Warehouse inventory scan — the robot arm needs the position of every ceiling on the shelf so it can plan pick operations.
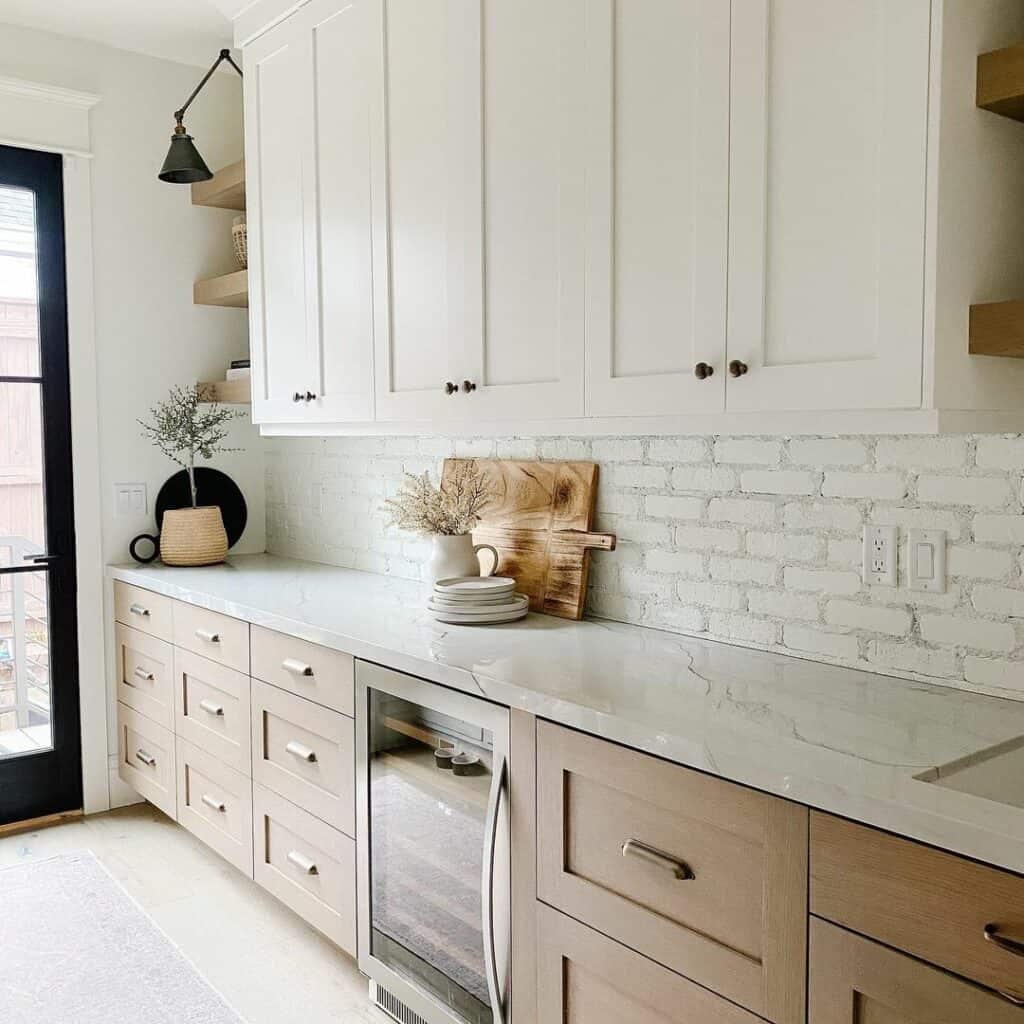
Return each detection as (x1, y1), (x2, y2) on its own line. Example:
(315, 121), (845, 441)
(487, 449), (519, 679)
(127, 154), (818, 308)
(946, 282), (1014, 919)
(0, 0), (246, 68)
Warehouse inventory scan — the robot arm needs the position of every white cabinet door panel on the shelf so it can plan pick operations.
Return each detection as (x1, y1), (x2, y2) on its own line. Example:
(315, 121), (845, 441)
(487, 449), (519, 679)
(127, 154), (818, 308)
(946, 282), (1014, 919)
(727, 0), (929, 412)
(585, 0), (729, 418)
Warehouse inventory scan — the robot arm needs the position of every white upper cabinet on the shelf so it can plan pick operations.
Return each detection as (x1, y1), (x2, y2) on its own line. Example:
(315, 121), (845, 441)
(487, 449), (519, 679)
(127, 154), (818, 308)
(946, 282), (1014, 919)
(246, 0), (375, 426)
(585, 0), (729, 418)
(726, 0), (931, 412)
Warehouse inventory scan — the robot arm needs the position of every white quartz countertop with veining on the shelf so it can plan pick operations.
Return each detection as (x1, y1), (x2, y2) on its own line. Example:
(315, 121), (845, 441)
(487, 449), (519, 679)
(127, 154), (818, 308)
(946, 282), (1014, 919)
(109, 554), (1024, 874)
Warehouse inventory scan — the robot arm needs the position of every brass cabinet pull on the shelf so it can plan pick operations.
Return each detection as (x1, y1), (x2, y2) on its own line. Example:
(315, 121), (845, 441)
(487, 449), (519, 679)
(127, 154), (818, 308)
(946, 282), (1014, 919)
(201, 793), (227, 813)
(281, 658), (313, 677)
(285, 739), (317, 763)
(132, 667), (155, 682)
(287, 849), (318, 875)
(694, 362), (714, 380)
(199, 699), (225, 717)
(728, 359), (749, 377)
(621, 838), (694, 881)
(985, 923), (1024, 959)
(461, 380), (477, 393)
(444, 381), (457, 395)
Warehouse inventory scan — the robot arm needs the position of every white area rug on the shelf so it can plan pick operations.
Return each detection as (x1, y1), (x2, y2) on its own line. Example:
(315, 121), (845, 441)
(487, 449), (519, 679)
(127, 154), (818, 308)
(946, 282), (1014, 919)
(0, 851), (245, 1024)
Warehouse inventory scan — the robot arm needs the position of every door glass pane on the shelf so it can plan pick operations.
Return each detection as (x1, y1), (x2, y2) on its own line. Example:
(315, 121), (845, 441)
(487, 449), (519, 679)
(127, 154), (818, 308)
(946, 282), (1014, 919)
(0, 185), (39, 378)
(0, 382), (45, 568)
(0, 570), (52, 756)
(368, 687), (494, 1024)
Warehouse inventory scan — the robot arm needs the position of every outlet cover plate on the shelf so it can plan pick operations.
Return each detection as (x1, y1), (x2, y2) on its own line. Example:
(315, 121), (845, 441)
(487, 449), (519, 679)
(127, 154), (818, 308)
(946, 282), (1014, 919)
(863, 525), (898, 587)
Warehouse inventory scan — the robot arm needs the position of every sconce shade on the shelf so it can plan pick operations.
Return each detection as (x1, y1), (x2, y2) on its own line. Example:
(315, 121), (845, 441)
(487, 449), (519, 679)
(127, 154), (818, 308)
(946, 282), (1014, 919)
(158, 132), (213, 184)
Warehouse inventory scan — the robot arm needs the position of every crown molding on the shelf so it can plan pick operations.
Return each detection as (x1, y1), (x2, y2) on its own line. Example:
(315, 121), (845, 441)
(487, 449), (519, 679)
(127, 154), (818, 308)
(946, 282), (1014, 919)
(0, 75), (101, 110)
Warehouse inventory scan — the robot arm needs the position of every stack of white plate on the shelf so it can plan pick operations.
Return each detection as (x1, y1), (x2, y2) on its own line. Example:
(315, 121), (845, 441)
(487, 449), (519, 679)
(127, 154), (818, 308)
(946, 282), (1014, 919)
(428, 576), (529, 625)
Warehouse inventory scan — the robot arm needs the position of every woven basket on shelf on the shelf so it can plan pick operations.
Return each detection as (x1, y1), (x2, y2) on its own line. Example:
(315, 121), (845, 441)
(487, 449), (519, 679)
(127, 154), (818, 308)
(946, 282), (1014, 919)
(160, 506), (229, 567)
(232, 216), (248, 269)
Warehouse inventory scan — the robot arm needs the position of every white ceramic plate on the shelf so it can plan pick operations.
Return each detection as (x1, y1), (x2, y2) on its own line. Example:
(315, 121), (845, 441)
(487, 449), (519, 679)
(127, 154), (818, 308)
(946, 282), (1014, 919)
(427, 594), (529, 617)
(429, 592), (517, 608)
(434, 576), (516, 595)
(430, 607), (528, 626)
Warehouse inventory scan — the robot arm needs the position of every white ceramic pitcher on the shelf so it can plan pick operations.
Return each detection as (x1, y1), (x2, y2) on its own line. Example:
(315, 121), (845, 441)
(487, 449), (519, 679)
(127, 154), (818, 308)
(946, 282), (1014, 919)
(426, 534), (499, 583)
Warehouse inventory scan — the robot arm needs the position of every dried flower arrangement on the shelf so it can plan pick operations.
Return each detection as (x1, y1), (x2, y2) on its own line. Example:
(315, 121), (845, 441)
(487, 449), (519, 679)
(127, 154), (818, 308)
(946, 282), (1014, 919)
(384, 462), (490, 536)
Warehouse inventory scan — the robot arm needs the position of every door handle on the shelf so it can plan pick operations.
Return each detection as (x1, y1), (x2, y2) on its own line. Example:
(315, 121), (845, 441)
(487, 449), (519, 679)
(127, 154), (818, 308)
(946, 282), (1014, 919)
(134, 749), (156, 767)
(23, 553), (58, 564)
(194, 628), (220, 643)
(201, 794), (226, 813)
(287, 849), (319, 875)
(199, 699), (225, 717)
(132, 667), (155, 682)
(281, 658), (313, 677)
(285, 740), (317, 763)
(482, 754), (508, 1024)
(621, 838), (694, 881)
(129, 603), (151, 617)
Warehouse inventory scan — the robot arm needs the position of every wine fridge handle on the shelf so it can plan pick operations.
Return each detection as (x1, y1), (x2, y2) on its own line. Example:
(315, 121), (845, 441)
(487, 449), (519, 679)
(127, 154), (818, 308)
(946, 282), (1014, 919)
(482, 753), (508, 1024)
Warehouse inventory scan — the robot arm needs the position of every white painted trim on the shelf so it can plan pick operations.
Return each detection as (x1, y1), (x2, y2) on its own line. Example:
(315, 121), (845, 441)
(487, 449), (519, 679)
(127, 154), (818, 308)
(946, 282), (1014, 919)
(0, 76), (100, 110)
(108, 754), (144, 810)
(63, 155), (110, 815)
(234, 0), (313, 46)
(0, 137), (93, 160)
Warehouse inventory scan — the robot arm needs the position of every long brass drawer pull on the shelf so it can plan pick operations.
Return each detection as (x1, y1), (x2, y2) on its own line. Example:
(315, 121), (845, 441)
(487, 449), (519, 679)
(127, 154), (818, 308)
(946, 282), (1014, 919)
(621, 838), (694, 881)
(135, 749), (157, 768)
(285, 740), (317, 763)
(132, 667), (155, 682)
(194, 628), (221, 643)
(985, 923), (1024, 958)
(287, 849), (319, 875)
(129, 603), (150, 617)
(201, 794), (227, 813)
(282, 658), (314, 677)
(199, 699), (225, 717)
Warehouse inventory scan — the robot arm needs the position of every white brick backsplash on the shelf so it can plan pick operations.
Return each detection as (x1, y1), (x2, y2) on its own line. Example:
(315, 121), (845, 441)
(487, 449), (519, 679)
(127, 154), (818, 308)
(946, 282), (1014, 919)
(266, 432), (1024, 701)
(825, 600), (912, 636)
(741, 470), (818, 496)
(714, 438), (781, 466)
(787, 438), (867, 467)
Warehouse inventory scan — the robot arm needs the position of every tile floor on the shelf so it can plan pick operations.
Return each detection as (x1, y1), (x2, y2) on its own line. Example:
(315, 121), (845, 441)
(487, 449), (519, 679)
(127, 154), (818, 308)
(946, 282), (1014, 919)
(0, 803), (390, 1024)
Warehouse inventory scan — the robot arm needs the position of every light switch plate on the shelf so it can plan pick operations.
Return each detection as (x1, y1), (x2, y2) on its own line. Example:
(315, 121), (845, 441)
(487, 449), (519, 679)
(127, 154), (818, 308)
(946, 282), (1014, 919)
(114, 483), (147, 518)
(863, 525), (898, 587)
(908, 529), (946, 593)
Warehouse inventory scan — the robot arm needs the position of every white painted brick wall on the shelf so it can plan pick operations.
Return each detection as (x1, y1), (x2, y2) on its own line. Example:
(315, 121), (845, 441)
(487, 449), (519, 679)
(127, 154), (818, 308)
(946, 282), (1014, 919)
(265, 433), (1024, 702)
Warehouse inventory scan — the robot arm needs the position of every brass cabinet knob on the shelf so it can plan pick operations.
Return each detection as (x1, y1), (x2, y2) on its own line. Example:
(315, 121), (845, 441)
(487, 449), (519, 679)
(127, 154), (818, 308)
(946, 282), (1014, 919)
(461, 380), (477, 393)
(292, 392), (303, 402)
(728, 360), (749, 378)
(305, 391), (317, 401)
(694, 362), (714, 380)
(444, 381), (458, 395)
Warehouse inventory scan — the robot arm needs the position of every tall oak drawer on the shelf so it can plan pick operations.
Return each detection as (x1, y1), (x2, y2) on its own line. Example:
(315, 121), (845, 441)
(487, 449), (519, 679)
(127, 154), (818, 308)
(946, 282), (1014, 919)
(253, 784), (356, 955)
(176, 737), (254, 877)
(172, 602), (249, 673)
(537, 903), (764, 1024)
(251, 679), (355, 835)
(250, 626), (354, 716)
(116, 702), (176, 819)
(114, 623), (174, 729)
(113, 582), (172, 641)
(810, 812), (1024, 1003)
(174, 648), (251, 775)
(536, 721), (807, 1024)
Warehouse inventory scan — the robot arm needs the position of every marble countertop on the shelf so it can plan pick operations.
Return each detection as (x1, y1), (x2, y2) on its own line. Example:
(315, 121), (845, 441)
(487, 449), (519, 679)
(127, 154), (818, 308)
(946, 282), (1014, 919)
(109, 554), (1024, 874)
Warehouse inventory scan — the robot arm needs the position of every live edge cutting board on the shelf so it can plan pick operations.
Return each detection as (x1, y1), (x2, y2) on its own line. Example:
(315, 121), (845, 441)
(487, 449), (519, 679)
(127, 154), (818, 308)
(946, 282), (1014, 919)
(442, 459), (617, 620)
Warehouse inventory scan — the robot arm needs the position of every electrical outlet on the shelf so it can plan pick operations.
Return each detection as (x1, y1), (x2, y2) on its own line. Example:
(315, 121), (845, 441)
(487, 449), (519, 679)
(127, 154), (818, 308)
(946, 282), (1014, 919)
(863, 525), (898, 587)
(908, 529), (947, 593)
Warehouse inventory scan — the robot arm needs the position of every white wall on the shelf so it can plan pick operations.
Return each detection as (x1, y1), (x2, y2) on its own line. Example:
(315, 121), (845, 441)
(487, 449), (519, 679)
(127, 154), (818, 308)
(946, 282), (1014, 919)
(0, 23), (264, 789)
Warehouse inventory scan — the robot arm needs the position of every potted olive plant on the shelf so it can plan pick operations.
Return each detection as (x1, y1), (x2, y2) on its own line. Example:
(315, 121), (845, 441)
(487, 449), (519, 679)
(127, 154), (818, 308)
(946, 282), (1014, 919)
(139, 385), (242, 566)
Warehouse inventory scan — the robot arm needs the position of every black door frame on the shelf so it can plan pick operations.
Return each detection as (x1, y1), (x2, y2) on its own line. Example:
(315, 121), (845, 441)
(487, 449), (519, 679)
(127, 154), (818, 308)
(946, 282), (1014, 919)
(0, 143), (82, 824)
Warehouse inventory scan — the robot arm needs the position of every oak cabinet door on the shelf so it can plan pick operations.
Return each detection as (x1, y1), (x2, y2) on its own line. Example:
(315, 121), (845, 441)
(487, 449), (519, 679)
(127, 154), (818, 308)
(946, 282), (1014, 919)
(727, 0), (930, 412)
(809, 918), (1023, 1023)
(584, 0), (729, 418)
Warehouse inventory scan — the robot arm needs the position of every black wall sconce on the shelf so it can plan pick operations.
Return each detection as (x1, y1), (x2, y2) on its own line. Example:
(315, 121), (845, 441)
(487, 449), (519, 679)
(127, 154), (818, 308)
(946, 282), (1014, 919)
(159, 48), (243, 184)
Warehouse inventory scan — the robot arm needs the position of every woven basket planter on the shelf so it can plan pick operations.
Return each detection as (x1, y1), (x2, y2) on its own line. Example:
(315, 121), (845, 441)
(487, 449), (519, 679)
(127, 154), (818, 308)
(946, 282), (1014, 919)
(232, 216), (248, 269)
(160, 506), (228, 567)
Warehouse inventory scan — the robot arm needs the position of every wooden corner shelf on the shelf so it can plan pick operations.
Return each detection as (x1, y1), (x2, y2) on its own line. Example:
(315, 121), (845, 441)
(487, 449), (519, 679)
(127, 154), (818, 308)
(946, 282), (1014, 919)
(197, 377), (251, 404)
(969, 300), (1024, 358)
(191, 159), (246, 210)
(194, 269), (248, 308)
(978, 41), (1024, 122)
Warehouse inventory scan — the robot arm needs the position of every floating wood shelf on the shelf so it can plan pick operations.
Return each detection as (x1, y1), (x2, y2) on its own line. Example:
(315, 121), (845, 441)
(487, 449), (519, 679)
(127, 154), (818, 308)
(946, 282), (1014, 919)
(978, 41), (1024, 121)
(191, 159), (246, 210)
(194, 269), (248, 308)
(197, 377), (251, 404)
(969, 300), (1024, 358)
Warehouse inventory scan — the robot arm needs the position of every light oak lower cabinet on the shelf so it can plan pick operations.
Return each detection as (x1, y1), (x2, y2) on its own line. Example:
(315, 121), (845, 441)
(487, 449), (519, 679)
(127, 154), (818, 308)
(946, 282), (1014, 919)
(809, 918), (1023, 1023)
(116, 702), (176, 819)
(536, 902), (764, 1023)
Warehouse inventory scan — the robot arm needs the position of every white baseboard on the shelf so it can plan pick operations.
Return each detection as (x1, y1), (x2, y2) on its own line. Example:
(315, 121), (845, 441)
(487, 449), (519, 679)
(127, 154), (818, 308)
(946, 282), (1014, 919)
(107, 755), (143, 809)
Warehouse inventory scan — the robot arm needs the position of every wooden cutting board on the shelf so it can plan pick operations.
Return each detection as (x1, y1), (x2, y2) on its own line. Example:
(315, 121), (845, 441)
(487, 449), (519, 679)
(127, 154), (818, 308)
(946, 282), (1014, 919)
(442, 459), (616, 620)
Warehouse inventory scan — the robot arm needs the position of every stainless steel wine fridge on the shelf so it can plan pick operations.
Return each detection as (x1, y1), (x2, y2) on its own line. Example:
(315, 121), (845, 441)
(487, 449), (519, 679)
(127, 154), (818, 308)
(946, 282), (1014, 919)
(355, 661), (511, 1024)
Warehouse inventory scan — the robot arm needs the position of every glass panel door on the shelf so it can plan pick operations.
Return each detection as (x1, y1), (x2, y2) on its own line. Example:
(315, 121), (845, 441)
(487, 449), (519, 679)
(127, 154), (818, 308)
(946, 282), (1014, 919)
(0, 144), (81, 823)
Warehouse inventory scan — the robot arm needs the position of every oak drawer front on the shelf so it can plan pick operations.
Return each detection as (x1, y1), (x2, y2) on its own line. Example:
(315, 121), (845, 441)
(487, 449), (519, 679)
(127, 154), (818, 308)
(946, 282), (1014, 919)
(250, 625), (354, 716)
(253, 784), (356, 955)
(809, 918), (1023, 1023)
(174, 648), (252, 775)
(114, 623), (174, 729)
(537, 903), (764, 1024)
(251, 679), (355, 835)
(116, 702), (176, 819)
(176, 737), (253, 877)
(113, 582), (172, 641)
(811, 812), (1024, 1003)
(536, 721), (807, 1024)
(172, 602), (249, 673)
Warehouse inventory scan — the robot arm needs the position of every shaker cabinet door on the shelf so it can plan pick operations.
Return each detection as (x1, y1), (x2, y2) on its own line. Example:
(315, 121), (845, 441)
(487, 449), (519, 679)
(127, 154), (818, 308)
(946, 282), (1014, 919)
(727, 0), (930, 412)
(584, 0), (729, 418)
